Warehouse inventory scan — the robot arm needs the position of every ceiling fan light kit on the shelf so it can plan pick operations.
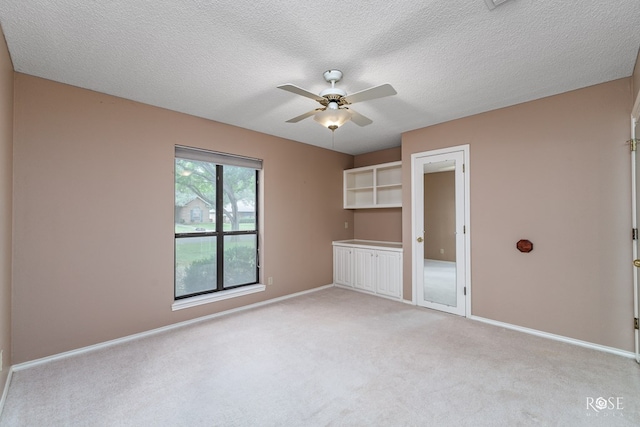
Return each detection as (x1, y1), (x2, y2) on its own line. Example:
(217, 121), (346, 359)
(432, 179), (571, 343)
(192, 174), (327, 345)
(278, 69), (397, 133)
(313, 101), (352, 131)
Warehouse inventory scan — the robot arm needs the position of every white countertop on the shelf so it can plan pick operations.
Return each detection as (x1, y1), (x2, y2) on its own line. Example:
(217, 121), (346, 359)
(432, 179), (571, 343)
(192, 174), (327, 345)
(333, 239), (403, 250)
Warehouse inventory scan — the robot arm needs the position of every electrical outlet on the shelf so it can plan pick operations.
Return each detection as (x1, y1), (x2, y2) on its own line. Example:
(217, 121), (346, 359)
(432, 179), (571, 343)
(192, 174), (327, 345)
(440, 248), (444, 254)
(268, 277), (273, 285)
(344, 221), (349, 229)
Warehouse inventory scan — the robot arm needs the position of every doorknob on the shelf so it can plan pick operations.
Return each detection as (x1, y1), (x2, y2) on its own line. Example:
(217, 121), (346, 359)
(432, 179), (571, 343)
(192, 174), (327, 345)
(417, 237), (423, 243)
(634, 259), (640, 268)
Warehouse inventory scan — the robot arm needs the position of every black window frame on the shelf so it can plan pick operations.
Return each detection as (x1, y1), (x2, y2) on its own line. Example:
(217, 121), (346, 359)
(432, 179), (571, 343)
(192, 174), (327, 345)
(174, 146), (261, 300)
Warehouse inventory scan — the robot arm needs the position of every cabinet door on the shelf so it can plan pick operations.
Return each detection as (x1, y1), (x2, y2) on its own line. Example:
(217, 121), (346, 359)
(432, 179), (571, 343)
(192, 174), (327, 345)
(333, 246), (353, 287)
(354, 248), (376, 292)
(375, 250), (402, 298)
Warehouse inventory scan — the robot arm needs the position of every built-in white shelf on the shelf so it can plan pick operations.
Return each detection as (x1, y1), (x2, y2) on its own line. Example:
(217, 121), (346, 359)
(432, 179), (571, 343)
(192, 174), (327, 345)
(344, 161), (402, 209)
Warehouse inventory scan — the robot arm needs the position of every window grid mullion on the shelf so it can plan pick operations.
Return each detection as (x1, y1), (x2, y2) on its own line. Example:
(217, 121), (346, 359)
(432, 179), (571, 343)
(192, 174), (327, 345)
(216, 164), (224, 291)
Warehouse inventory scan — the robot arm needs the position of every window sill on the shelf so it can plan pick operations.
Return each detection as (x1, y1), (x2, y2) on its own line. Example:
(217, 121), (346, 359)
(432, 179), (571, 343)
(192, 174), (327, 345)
(171, 284), (266, 311)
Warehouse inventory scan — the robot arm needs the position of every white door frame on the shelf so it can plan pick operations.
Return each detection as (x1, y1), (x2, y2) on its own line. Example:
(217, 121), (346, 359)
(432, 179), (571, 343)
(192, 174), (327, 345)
(631, 95), (640, 363)
(411, 144), (471, 317)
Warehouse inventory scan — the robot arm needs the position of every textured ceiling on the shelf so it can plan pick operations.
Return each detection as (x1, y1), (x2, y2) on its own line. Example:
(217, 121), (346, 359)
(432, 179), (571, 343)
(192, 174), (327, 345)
(1, 1), (639, 155)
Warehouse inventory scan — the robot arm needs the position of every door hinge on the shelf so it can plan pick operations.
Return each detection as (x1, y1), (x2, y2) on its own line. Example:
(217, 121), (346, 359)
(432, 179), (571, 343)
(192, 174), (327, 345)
(635, 317), (639, 330)
(463, 225), (466, 234)
(462, 163), (465, 173)
(630, 139), (638, 152)
(463, 287), (467, 296)
(634, 228), (638, 240)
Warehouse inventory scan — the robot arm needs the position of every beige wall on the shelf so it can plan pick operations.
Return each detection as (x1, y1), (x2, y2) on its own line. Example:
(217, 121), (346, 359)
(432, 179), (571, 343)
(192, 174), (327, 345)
(353, 146), (401, 168)
(424, 171), (455, 262)
(353, 146), (402, 242)
(0, 26), (13, 395)
(12, 74), (354, 363)
(403, 78), (634, 351)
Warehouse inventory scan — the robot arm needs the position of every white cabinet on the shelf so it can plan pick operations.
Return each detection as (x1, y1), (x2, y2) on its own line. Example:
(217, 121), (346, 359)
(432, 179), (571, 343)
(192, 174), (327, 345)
(344, 161), (402, 209)
(332, 240), (403, 300)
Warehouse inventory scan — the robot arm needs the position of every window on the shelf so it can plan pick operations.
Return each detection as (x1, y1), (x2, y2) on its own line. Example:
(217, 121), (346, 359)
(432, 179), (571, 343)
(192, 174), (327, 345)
(174, 146), (262, 300)
(190, 207), (202, 222)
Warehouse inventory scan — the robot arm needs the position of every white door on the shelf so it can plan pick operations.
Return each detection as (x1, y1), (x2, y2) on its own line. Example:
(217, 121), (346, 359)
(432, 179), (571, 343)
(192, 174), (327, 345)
(376, 250), (402, 298)
(333, 245), (353, 287)
(354, 248), (376, 292)
(412, 146), (470, 316)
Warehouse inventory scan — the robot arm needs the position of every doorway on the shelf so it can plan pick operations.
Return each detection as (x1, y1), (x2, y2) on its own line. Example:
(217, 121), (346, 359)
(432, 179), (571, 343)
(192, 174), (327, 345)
(412, 145), (470, 316)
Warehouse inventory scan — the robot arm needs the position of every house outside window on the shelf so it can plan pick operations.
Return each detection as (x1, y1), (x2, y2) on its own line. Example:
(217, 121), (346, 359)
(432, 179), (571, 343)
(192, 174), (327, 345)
(174, 146), (262, 300)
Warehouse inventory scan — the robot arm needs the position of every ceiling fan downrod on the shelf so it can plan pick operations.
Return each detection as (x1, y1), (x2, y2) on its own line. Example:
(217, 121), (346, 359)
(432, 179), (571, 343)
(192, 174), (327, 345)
(320, 70), (347, 102)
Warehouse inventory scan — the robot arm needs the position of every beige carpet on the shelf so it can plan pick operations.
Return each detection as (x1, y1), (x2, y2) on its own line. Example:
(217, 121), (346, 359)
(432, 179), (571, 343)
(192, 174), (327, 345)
(1, 287), (639, 426)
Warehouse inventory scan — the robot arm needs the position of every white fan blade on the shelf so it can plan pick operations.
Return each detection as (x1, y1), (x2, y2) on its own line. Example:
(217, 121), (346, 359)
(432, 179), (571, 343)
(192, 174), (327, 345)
(347, 108), (373, 127)
(277, 84), (325, 102)
(343, 83), (397, 105)
(285, 109), (319, 123)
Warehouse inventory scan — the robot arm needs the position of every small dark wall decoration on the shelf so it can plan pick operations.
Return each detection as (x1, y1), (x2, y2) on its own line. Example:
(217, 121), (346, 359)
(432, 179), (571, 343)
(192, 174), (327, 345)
(517, 239), (533, 253)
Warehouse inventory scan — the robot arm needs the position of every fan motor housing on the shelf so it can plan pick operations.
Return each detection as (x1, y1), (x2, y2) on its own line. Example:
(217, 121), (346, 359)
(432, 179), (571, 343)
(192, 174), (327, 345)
(320, 87), (346, 102)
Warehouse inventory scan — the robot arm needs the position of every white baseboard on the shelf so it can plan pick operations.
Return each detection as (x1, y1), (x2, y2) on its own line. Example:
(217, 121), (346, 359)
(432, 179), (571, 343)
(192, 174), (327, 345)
(0, 368), (13, 419)
(403, 298), (634, 359)
(470, 315), (636, 359)
(333, 283), (414, 305)
(333, 283), (404, 303)
(11, 284), (335, 373)
(342, 288), (635, 359)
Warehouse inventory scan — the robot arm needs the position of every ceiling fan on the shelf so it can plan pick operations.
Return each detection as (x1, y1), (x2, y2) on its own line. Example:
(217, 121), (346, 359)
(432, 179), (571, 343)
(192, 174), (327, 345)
(277, 70), (397, 131)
